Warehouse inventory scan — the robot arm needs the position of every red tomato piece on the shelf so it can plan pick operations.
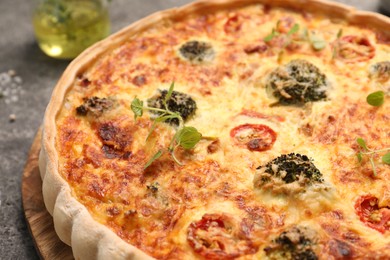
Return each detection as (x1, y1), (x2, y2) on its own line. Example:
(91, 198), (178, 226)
(354, 195), (390, 233)
(187, 214), (257, 259)
(224, 14), (244, 34)
(335, 35), (375, 63)
(230, 124), (277, 152)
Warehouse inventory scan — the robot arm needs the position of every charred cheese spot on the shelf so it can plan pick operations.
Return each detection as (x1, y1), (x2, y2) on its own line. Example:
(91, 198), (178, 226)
(254, 153), (324, 195)
(76, 96), (114, 117)
(179, 40), (215, 63)
(97, 121), (134, 154)
(101, 144), (131, 159)
(264, 226), (318, 260)
(147, 89), (197, 125)
(266, 59), (328, 106)
(76, 76), (91, 87)
(132, 74), (147, 87)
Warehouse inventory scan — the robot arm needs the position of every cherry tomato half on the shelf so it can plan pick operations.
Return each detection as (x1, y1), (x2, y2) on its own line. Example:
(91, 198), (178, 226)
(224, 14), (246, 34)
(335, 36), (375, 63)
(354, 195), (390, 233)
(230, 124), (277, 152)
(187, 214), (257, 259)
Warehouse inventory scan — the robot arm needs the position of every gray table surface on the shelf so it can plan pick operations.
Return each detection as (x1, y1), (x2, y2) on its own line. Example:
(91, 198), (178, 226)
(0, 0), (385, 259)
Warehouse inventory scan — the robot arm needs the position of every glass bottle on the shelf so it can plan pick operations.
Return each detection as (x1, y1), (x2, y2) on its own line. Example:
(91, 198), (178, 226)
(33, 0), (110, 59)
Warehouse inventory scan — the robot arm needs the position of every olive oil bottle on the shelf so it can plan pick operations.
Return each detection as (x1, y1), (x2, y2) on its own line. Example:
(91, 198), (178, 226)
(33, 0), (110, 59)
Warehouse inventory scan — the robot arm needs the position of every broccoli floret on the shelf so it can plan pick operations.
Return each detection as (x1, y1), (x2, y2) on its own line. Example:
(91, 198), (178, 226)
(266, 59), (328, 105)
(76, 96), (113, 117)
(147, 90), (197, 125)
(253, 153), (324, 195)
(264, 226), (318, 260)
(179, 40), (215, 63)
(257, 153), (323, 185)
(369, 61), (390, 82)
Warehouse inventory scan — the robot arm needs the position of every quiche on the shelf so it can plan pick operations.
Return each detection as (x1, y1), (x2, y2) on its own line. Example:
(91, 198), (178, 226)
(39, 0), (390, 259)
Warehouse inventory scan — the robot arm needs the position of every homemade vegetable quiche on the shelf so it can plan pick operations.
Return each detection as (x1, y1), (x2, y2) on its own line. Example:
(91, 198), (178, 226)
(39, 0), (390, 259)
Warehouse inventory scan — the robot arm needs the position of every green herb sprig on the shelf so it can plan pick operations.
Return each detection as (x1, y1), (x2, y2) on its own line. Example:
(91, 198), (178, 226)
(356, 137), (390, 176)
(332, 29), (343, 59)
(131, 83), (202, 168)
(264, 22), (300, 63)
(264, 22), (300, 45)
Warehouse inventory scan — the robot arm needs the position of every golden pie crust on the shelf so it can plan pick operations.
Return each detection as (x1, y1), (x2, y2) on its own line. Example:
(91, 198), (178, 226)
(39, 0), (390, 259)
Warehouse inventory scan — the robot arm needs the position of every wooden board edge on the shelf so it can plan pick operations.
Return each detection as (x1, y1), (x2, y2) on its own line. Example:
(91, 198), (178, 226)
(21, 128), (74, 260)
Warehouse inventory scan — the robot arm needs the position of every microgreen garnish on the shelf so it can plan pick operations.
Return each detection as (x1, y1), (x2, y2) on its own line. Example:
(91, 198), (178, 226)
(131, 98), (144, 120)
(337, 29), (343, 38)
(175, 126), (202, 149)
(287, 24), (300, 36)
(382, 153), (390, 164)
(264, 21), (300, 63)
(263, 21), (300, 44)
(332, 29), (343, 59)
(366, 90), (385, 107)
(264, 29), (277, 42)
(130, 83), (202, 169)
(310, 35), (326, 51)
(303, 28), (327, 51)
(144, 150), (163, 169)
(164, 82), (175, 106)
(356, 137), (390, 176)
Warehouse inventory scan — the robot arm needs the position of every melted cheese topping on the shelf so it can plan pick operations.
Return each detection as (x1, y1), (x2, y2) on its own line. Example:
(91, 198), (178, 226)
(55, 4), (390, 259)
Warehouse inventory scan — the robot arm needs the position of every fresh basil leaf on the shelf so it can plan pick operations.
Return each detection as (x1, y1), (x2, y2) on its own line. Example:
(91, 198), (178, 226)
(287, 24), (299, 35)
(176, 126), (202, 149)
(131, 97), (144, 120)
(382, 153), (390, 164)
(356, 137), (368, 151)
(144, 150), (163, 169)
(366, 91), (385, 107)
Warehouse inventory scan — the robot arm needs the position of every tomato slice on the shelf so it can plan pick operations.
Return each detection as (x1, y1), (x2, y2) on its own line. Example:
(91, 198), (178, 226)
(224, 14), (244, 34)
(187, 214), (257, 259)
(354, 195), (390, 233)
(335, 36), (375, 63)
(230, 124), (277, 152)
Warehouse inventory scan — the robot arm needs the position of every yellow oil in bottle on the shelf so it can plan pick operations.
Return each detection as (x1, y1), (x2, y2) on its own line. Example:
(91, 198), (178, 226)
(33, 0), (110, 59)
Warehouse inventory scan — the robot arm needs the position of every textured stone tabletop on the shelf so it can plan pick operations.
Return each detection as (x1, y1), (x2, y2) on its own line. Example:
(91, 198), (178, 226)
(0, 0), (385, 259)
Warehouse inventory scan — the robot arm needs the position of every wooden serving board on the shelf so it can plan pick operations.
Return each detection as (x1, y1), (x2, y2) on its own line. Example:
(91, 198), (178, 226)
(21, 129), (74, 260)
